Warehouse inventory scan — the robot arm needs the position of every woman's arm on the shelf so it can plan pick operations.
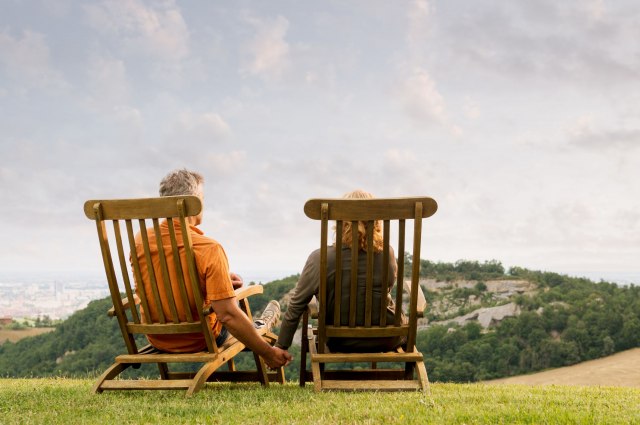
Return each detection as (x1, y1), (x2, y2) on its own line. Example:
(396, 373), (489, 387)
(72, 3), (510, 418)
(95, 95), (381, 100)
(276, 249), (321, 349)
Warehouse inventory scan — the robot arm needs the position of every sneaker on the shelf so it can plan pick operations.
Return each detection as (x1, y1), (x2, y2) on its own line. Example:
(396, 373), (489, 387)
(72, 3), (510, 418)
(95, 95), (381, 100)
(254, 300), (281, 330)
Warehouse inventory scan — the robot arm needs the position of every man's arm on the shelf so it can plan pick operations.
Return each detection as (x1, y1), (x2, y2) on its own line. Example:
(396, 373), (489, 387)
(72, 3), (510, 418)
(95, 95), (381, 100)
(211, 297), (292, 369)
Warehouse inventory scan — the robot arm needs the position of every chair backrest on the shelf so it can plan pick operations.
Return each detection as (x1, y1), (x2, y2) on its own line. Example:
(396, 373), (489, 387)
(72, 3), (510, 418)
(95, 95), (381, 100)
(84, 196), (219, 355)
(304, 197), (437, 354)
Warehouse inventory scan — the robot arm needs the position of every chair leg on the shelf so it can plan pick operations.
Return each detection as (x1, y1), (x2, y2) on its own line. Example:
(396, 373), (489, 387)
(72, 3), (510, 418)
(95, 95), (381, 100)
(308, 332), (322, 392)
(227, 359), (236, 371)
(275, 366), (286, 384)
(416, 360), (430, 394)
(158, 363), (170, 380)
(300, 310), (309, 387)
(93, 362), (130, 394)
(404, 362), (415, 380)
(187, 357), (227, 396)
(253, 352), (270, 387)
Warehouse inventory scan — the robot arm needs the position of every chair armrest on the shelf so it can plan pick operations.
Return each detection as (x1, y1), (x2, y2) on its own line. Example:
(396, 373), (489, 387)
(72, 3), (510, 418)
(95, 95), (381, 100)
(307, 296), (319, 319)
(107, 294), (140, 317)
(403, 281), (427, 318)
(234, 284), (263, 301)
(202, 284), (264, 316)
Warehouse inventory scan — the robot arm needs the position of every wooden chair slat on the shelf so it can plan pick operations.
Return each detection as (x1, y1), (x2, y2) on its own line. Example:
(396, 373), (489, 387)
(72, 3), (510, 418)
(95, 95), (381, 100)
(380, 220), (390, 327)
(333, 220), (343, 327)
(127, 322), (203, 334)
(152, 218), (180, 324)
(139, 219), (166, 324)
(325, 325), (409, 338)
(112, 220), (140, 324)
(348, 221), (358, 328)
(318, 203), (329, 354)
(311, 351), (423, 363)
(126, 219), (152, 324)
(395, 219), (405, 326)
(178, 201), (217, 354)
(364, 221), (374, 327)
(406, 203), (423, 351)
(167, 217), (193, 322)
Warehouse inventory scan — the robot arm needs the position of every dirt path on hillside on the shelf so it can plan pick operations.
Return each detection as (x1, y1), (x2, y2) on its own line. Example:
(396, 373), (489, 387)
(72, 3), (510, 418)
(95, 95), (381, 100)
(484, 348), (640, 388)
(0, 328), (55, 344)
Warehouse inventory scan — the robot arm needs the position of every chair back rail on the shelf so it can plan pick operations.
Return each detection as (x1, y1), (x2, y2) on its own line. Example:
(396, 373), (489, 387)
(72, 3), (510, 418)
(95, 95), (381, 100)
(84, 196), (219, 355)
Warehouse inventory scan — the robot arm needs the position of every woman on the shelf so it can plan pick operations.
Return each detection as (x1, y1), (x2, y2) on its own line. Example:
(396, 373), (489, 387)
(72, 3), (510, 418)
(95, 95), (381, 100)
(276, 189), (405, 353)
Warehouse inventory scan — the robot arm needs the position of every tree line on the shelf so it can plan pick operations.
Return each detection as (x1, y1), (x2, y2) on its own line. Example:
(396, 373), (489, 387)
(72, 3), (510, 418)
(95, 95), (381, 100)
(1, 263), (638, 383)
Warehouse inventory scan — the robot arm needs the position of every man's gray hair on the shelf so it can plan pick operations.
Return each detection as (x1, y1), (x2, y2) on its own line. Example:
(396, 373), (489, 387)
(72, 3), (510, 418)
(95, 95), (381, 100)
(159, 169), (204, 197)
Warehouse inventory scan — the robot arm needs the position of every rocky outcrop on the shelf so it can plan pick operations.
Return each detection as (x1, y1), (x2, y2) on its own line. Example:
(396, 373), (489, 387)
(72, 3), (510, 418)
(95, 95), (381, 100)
(420, 278), (536, 299)
(426, 302), (521, 329)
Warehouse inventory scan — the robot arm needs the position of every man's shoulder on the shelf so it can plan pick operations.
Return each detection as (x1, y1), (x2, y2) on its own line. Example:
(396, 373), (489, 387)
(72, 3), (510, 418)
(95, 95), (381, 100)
(191, 230), (221, 248)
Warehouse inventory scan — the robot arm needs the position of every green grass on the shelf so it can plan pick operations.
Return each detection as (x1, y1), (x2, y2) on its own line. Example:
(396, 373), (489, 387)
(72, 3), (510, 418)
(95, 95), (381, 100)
(1, 379), (639, 424)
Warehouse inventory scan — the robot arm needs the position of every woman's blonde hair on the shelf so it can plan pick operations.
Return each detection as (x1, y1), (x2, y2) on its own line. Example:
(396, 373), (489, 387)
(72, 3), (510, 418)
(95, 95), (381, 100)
(339, 189), (384, 253)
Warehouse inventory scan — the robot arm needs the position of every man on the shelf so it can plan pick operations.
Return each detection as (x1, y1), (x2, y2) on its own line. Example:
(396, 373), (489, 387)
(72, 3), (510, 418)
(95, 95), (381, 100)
(134, 169), (291, 369)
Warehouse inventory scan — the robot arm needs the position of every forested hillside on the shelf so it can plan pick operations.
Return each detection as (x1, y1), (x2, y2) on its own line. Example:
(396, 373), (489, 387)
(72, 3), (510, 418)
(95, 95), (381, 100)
(1, 261), (639, 383)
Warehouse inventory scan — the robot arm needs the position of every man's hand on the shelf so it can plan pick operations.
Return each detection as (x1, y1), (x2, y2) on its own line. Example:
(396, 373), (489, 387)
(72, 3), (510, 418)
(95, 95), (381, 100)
(230, 272), (243, 289)
(263, 346), (293, 369)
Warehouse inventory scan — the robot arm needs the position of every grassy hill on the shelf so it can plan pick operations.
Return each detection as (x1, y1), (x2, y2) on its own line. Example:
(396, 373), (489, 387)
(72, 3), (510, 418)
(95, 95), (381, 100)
(485, 348), (640, 387)
(1, 380), (638, 424)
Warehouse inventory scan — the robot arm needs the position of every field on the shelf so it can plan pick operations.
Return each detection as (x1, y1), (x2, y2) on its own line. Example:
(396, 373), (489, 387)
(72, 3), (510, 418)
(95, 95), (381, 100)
(0, 379), (638, 424)
(486, 348), (640, 388)
(0, 328), (55, 344)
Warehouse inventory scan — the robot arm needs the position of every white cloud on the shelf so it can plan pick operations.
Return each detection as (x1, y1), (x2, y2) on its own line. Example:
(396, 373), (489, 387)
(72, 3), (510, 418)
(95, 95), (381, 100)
(396, 67), (460, 135)
(567, 117), (640, 150)
(242, 15), (291, 80)
(407, 0), (430, 47)
(168, 112), (231, 144)
(398, 68), (445, 123)
(160, 112), (233, 168)
(463, 97), (481, 120)
(584, 0), (607, 23)
(86, 56), (130, 106)
(0, 29), (65, 89)
(84, 0), (190, 61)
(205, 150), (247, 175)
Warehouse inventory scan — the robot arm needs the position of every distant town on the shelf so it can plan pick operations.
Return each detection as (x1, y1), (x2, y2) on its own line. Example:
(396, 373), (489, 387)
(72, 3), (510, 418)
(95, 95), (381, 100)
(0, 275), (109, 320)
(0, 271), (290, 321)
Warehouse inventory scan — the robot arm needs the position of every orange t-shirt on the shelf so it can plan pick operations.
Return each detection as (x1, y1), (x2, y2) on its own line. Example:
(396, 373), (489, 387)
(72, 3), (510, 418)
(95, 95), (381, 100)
(132, 220), (235, 353)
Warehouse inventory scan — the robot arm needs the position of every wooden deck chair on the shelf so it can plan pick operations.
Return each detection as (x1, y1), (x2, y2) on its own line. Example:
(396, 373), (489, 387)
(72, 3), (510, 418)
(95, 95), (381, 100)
(84, 196), (285, 395)
(299, 197), (437, 392)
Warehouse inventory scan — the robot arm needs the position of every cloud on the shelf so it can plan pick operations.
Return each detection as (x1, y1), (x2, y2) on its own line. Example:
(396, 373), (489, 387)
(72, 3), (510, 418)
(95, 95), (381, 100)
(167, 111), (231, 144)
(431, 2), (640, 86)
(86, 55), (130, 106)
(396, 67), (461, 135)
(462, 97), (481, 120)
(0, 29), (65, 89)
(204, 151), (247, 175)
(84, 0), (190, 61)
(398, 68), (446, 124)
(567, 118), (640, 150)
(406, 0), (430, 48)
(242, 15), (291, 80)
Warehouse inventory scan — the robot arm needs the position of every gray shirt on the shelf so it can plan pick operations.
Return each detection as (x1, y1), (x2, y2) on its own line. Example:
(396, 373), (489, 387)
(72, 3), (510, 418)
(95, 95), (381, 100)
(277, 245), (402, 351)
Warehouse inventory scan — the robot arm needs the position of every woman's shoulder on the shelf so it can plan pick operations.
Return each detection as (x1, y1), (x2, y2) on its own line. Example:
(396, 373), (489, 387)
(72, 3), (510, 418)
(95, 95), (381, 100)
(307, 245), (337, 260)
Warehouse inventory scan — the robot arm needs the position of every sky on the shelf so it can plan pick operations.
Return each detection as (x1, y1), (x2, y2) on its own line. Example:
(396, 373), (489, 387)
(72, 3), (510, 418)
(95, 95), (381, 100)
(0, 0), (639, 284)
